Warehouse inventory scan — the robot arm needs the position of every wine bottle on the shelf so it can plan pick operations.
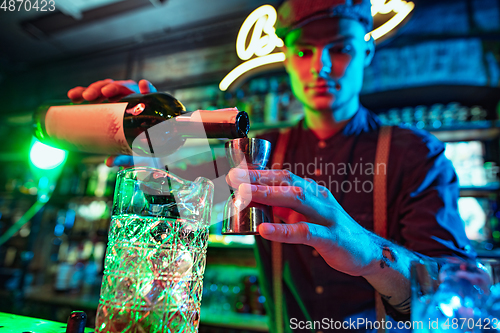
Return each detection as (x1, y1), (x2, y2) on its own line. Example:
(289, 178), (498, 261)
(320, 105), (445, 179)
(33, 92), (249, 156)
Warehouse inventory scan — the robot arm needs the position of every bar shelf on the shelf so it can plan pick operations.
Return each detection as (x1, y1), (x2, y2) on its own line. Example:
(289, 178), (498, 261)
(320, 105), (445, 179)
(460, 184), (500, 197)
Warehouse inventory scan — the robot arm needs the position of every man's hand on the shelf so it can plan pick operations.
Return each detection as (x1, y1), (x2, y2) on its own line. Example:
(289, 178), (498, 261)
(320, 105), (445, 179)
(67, 79), (157, 103)
(227, 168), (419, 314)
(67, 79), (158, 167)
(227, 168), (379, 277)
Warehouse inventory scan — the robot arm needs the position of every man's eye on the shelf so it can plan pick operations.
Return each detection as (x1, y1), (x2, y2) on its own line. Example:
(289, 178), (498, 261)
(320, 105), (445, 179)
(297, 49), (313, 57)
(331, 45), (353, 54)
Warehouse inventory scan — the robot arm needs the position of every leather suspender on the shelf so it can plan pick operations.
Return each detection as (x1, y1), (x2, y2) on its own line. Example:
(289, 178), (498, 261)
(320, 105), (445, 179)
(374, 126), (393, 333)
(271, 128), (291, 333)
(270, 126), (392, 333)
(374, 126), (392, 239)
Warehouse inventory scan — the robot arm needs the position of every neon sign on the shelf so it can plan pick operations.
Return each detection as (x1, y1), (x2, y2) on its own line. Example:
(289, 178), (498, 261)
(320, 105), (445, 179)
(220, 1), (414, 91)
(219, 5), (285, 91)
(367, 0), (415, 41)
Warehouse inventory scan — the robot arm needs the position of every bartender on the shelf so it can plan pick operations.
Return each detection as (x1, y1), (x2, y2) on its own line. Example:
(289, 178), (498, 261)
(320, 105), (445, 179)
(68, 0), (474, 331)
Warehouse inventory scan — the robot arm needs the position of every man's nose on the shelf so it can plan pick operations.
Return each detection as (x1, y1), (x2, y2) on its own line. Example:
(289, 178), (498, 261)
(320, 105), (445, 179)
(311, 47), (332, 77)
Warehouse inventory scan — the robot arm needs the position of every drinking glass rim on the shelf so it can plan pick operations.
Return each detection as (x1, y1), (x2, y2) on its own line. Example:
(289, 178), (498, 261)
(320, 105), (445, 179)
(117, 166), (169, 177)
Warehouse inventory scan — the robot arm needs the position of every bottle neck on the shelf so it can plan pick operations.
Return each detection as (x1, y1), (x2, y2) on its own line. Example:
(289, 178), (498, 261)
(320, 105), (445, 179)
(174, 108), (249, 139)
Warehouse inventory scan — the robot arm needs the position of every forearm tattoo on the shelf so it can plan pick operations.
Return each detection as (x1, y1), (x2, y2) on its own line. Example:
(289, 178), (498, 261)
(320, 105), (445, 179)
(380, 245), (397, 269)
(372, 237), (399, 269)
(380, 294), (411, 314)
(372, 238), (412, 314)
(393, 296), (411, 314)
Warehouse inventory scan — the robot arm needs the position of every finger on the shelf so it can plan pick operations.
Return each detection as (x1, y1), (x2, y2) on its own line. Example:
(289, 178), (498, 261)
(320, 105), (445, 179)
(105, 156), (117, 168)
(226, 168), (251, 189)
(82, 79), (114, 102)
(259, 222), (331, 249)
(109, 155), (134, 167)
(102, 82), (136, 101)
(239, 183), (304, 207)
(233, 170), (327, 200)
(239, 183), (333, 221)
(67, 86), (87, 103)
(138, 79), (157, 94)
(227, 169), (309, 189)
(116, 80), (141, 93)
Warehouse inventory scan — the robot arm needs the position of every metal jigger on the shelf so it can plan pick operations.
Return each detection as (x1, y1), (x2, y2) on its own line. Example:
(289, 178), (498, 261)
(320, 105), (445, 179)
(222, 138), (272, 235)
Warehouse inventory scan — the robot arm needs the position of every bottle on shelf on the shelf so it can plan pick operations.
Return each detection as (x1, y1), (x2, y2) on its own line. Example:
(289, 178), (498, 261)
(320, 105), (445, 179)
(68, 244), (85, 294)
(244, 275), (266, 315)
(442, 103), (456, 127)
(413, 105), (427, 129)
(33, 92), (249, 157)
(400, 107), (414, 127)
(85, 165), (98, 197)
(470, 105), (488, 122)
(53, 240), (72, 293)
(264, 78), (279, 124)
(81, 249), (98, 296)
(387, 108), (401, 126)
(427, 104), (443, 129)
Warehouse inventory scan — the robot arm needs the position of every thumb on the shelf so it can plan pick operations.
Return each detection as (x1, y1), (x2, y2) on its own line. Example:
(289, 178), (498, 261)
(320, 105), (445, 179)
(258, 222), (331, 249)
(138, 79), (158, 94)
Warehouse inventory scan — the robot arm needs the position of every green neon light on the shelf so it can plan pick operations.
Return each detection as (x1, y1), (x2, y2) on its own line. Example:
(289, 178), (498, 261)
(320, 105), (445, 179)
(30, 140), (67, 170)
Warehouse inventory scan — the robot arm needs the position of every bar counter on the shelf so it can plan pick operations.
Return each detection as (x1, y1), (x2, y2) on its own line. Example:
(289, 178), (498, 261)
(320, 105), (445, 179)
(15, 284), (269, 332)
(0, 312), (94, 333)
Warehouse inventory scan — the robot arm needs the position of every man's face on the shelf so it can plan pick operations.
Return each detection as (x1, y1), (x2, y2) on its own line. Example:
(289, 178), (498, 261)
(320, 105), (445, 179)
(282, 17), (373, 115)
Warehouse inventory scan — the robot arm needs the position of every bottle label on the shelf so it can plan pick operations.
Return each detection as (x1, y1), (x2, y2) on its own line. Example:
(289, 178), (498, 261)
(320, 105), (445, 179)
(45, 103), (133, 155)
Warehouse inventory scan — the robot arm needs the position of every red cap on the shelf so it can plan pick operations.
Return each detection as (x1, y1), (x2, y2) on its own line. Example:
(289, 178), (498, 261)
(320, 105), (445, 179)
(275, 0), (373, 39)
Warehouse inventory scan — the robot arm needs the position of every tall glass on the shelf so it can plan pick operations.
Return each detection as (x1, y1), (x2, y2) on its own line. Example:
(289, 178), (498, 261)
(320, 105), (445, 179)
(411, 258), (500, 333)
(96, 167), (214, 333)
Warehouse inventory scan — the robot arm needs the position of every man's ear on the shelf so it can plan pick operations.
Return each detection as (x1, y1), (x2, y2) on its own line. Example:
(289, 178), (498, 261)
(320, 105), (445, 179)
(364, 36), (375, 67)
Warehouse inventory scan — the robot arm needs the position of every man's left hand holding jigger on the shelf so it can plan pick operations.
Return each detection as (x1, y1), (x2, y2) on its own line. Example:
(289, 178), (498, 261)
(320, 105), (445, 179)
(227, 168), (419, 315)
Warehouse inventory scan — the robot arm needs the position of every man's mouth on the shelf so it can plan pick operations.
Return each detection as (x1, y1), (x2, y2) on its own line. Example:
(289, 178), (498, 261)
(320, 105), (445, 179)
(310, 81), (337, 89)
(308, 79), (341, 93)
(310, 83), (336, 93)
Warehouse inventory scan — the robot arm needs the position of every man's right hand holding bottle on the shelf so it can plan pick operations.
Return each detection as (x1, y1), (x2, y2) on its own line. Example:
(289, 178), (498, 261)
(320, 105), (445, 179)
(67, 79), (158, 167)
(63, 78), (248, 167)
(67, 79), (157, 103)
